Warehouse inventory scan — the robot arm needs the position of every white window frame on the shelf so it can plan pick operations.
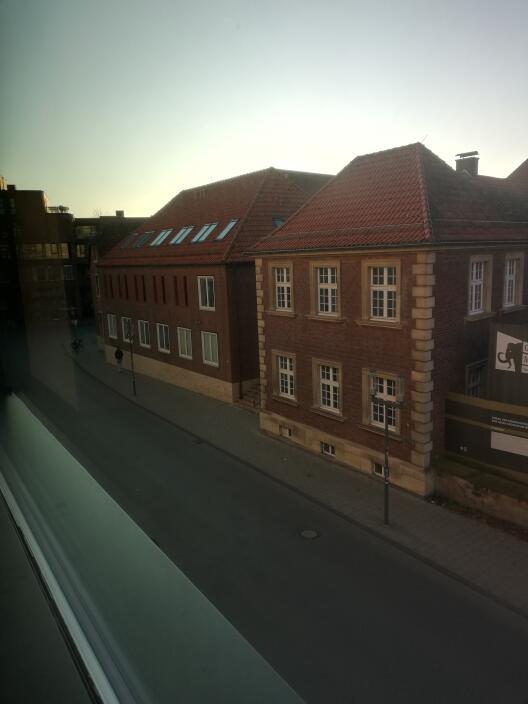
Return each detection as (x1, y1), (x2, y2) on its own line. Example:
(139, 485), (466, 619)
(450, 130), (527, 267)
(198, 276), (215, 310)
(138, 319), (150, 348)
(369, 374), (398, 432)
(503, 254), (523, 308)
(201, 331), (219, 367)
(177, 327), (192, 359)
(156, 323), (170, 353)
(274, 267), (292, 311)
(317, 266), (338, 315)
(121, 316), (132, 343)
(318, 363), (340, 413)
(370, 266), (397, 321)
(150, 228), (173, 246)
(468, 255), (492, 316)
(107, 313), (117, 339)
(278, 354), (295, 399)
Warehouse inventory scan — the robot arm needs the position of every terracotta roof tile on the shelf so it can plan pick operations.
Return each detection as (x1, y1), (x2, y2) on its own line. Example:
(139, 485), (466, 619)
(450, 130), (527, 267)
(100, 168), (331, 267)
(253, 144), (528, 253)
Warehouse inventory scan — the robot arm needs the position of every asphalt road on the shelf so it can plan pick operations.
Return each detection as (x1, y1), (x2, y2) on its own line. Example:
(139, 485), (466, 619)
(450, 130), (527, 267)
(21, 362), (528, 704)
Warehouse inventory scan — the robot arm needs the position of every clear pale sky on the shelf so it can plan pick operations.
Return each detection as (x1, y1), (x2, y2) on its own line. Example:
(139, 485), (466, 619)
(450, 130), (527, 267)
(1, 0), (527, 217)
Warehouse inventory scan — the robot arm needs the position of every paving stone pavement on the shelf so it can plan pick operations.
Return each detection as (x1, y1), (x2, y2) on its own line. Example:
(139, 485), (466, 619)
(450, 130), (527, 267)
(68, 328), (528, 617)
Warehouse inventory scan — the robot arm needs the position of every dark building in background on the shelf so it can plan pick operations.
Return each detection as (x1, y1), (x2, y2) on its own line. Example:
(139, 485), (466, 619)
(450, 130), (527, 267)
(76, 211), (147, 318)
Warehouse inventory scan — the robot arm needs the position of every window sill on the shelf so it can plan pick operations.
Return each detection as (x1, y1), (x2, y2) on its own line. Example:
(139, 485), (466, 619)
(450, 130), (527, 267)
(139, 343), (150, 349)
(310, 406), (346, 422)
(499, 304), (527, 315)
(159, 349), (171, 354)
(179, 354), (193, 361)
(272, 394), (299, 407)
(203, 361), (219, 368)
(199, 307), (216, 312)
(464, 311), (496, 322)
(266, 309), (297, 318)
(355, 318), (403, 330)
(305, 314), (346, 323)
(358, 423), (402, 441)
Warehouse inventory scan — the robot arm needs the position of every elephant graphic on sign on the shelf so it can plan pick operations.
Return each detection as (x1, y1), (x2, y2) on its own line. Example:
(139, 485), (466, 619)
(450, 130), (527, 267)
(497, 341), (523, 374)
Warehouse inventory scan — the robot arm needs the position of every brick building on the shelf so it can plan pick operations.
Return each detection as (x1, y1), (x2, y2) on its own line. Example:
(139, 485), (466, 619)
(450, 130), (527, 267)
(253, 144), (528, 496)
(96, 168), (330, 403)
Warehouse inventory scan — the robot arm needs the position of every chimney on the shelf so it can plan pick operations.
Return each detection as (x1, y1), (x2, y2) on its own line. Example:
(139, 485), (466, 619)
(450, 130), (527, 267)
(455, 151), (479, 176)
(115, 209), (124, 218)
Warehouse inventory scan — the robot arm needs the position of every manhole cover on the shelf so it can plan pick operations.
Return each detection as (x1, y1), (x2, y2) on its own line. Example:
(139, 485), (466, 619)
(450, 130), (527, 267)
(299, 529), (319, 540)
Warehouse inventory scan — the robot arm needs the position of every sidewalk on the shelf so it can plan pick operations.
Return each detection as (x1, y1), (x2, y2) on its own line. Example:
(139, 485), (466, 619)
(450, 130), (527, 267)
(72, 329), (528, 617)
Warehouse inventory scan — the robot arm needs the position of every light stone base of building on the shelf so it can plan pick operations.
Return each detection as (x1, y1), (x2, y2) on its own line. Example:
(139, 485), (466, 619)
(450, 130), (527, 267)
(260, 410), (433, 497)
(104, 345), (237, 404)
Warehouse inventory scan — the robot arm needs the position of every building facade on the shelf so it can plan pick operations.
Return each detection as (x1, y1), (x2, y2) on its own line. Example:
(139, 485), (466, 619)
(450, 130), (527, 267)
(96, 168), (331, 403)
(253, 145), (528, 496)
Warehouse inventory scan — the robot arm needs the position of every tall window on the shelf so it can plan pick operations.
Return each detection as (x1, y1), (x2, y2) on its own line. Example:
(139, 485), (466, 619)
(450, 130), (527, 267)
(156, 323), (170, 353)
(278, 355), (295, 399)
(370, 266), (397, 320)
(177, 327), (192, 359)
(97, 311), (104, 336)
(274, 267), (292, 311)
(138, 320), (150, 348)
(201, 331), (219, 367)
(95, 273), (101, 297)
(63, 265), (74, 281)
(121, 316), (132, 343)
(198, 276), (215, 310)
(503, 256), (523, 308)
(107, 313), (117, 339)
(369, 374), (397, 432)
(317, 363), (340, 412)
(465, 362), (486, 397)
(317, 267), (338, 315)
(468, 256), (492, 315)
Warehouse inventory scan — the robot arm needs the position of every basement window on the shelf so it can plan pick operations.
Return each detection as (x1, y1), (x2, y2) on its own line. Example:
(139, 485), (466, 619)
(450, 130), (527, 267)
(372, 461), (384, 477)
(320, 441), (335, 457)
(279, 425), (292, 438)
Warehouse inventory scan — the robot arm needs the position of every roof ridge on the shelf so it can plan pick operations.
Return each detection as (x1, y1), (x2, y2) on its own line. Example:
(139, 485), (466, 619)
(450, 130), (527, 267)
(223, 169), (272, 262)
(414, 143), (434, 241)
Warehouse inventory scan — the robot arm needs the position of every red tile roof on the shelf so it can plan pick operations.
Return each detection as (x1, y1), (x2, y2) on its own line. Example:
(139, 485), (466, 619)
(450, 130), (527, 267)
(253, 143), (528, 253)
(100, 168), (330, 267)
(508, 158), (528, 184)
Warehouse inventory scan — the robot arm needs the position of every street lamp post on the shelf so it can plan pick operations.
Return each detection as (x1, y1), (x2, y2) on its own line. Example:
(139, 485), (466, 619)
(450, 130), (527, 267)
(128, 321), (137, 397)
(370, 375), (404, 526)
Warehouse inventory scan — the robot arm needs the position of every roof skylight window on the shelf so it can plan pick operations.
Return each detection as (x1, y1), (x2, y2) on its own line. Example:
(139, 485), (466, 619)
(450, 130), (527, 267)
(121, 233), (137, 248)
(170, 226), (194, 244)
(216, 219), (238, 240)
(273, 216), (285, 228)
(191, 223), (218, 243)
(150, 228), (174, 246)
(133, 231), (154, 248)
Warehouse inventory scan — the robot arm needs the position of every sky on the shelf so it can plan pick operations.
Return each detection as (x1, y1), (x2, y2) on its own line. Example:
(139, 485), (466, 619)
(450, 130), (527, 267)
(1, 0), (527, 217)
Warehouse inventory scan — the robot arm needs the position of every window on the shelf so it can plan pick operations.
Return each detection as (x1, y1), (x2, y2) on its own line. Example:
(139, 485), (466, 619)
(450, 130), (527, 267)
(216, 219), (238, 240)
(503, 254), (524, 308)
(63, 265), (74, 281)
(191, 223), (218, 243)
(201, 331), (219, 367)
(272, 351), (295, 400)
(156, 323), (170, 353)
(198, 276), (215, 310)
(177, 327), (192, 359)
(372, 461), (384, 477)
(133, 232), (154, 248)
(468, 255), (492, 315)
(370, 266), (397, 320)
(97, 311), (104, 336)
(313, 362), (341, 414)
(60, 243), (69, 258)
(320, 441), (336, 457)
(465, 361), (486, 397)
(45, 243), (58, 258)
(76, 244), (86, 258)
(361, 260), (401, 323)
(138, 320), (150, 348)
(121, 317), (132, 343)
(150, 228), (173, 246)
(95, 273), (101, 297)
(273, 216), (285, 228)
(317, 267), (338, 314)
(273, 266), (292, 311)
(170, 226), (194, 244)
(107, 313), (117, 339)
(367, 372), (402, 433)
